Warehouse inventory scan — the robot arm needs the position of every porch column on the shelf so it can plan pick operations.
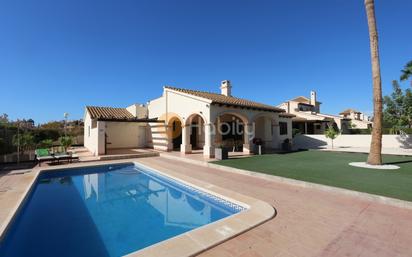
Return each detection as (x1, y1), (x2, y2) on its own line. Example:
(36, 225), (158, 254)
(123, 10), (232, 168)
(180, 124), (192, 154)
(272, 119), (280, 149)
(166, 123), (174, 151)
(263, 118), (272, 143)
(97, 121), (106, 156)
(243, 123), (254, 154)
(215, 117), (222, 144)
(304, 122), (308, 134)
(203, 123), (215, 158)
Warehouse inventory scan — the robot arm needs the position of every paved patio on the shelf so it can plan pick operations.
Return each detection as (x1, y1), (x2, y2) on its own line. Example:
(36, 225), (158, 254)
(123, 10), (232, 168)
(71, 147), (159, 162)
(137, 157), (412, 257)
(1, 156), (412, 256)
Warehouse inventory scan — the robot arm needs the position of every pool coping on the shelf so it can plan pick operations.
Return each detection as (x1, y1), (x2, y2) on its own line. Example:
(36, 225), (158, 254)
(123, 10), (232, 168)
(0, 159), (276, 257)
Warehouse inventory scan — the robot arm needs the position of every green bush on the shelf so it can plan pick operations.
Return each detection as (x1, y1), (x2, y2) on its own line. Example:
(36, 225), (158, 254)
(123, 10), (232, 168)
(32, 129), (61, 143)
(12, 132), (35, 154)
(325, 127), (339, 149)
(292, 128), (301, 138)
(39, 139), (54, 149)
(59, 136), (73, 152)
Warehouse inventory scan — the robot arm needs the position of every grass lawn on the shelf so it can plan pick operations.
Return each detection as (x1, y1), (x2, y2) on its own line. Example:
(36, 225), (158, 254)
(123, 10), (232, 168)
(213, 150), (412, 202)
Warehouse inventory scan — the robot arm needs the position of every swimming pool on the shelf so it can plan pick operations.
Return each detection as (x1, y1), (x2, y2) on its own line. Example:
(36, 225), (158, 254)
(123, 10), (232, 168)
(0, 163), (246, 257)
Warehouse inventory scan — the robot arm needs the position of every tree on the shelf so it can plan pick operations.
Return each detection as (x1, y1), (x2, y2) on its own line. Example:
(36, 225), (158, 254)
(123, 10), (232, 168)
(383, 80), (412, 130)
(59, 136), (73, 152)
(0, 113), (9, 125)
(12, 132), (35, 155)
(400, 60), (412, 85)
(325, 127), (339, 149)
(39, 139), (54, 149)
(365, 0), (383, 165)
(348, 122), (357, 129)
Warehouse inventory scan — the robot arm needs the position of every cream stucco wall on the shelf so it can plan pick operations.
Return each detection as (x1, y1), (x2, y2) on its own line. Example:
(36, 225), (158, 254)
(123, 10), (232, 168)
(105, 122), (147, 149)
(148, 89), (211, 152)
(84, 110), (148, 155)
(278, 116), (293, 144)
(86, 87), (293, 156)
(350, 119), (372, 129)
(147, 88), (293, 154)
(293, 134), (412, 150)
(84, 111), (100, 155)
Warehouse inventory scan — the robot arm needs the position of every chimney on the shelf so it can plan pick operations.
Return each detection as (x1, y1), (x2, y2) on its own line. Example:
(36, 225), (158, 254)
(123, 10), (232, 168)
(220, 80), (232, 97)
(310, 90), (317, 105)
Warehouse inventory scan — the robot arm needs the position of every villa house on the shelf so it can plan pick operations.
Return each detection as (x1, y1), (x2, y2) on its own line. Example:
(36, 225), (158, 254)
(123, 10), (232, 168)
(339, 109), (372, 129)
(277, 91), (351, 134)
(84, 80), (294, 157)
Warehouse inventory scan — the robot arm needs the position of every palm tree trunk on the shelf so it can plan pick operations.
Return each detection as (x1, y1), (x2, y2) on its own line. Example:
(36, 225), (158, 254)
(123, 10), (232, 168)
(365, 0), (383, 165)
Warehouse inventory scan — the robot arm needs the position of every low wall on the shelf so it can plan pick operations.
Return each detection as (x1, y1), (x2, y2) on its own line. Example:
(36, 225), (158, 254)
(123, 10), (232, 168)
(293, 134), (412, 149)
(1, 151), (35, 163)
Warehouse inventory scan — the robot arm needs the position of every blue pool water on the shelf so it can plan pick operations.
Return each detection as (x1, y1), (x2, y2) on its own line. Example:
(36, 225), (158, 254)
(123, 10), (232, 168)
(0, 163), (244, 257)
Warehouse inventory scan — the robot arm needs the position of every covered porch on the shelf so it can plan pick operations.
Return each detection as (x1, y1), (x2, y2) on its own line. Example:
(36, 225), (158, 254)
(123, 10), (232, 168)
(163, 108), (291, 158)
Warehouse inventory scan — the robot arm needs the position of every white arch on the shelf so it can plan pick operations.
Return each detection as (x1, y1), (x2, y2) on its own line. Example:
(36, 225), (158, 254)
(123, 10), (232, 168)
(185, 112), (207, 126)
(215, 111), (250, 124)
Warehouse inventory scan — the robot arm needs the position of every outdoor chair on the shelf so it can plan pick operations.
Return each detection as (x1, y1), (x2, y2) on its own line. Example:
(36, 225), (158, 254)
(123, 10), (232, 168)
(35, 148), (55, 167)
(53, 152), (71, 164)
(54, 151), (79, 164)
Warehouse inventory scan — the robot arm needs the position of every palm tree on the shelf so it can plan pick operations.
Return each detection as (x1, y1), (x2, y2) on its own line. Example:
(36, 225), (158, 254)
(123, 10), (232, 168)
(400, 60), (412, 85)
(365, 0), (383, 165)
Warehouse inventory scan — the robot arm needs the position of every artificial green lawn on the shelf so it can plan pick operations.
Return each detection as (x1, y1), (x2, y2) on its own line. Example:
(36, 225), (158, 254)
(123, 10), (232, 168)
(213, 150), (412, 202)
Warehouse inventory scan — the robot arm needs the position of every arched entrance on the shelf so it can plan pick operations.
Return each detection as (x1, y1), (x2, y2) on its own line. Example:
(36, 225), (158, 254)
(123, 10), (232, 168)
(215, 112), (249, 152)
(181, 113), (206, 154)
(252, 113), (276, 149)
(186, 114), (205, 150)
(168, 117), (182, 150)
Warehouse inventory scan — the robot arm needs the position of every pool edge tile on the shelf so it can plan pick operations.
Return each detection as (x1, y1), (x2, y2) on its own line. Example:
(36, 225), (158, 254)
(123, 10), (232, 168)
(0, 159), (276, 257)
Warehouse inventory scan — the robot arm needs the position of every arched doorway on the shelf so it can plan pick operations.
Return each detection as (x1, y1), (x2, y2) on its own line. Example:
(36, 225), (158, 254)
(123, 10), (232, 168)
(168, 117), (182, 150)
(216, 113), (248, 152)
(186, 114), (205, 150)
(252, 114), (276, 150)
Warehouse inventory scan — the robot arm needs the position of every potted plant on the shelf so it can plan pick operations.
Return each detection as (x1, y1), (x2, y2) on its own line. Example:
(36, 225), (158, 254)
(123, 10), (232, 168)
(282, 138), (292, 151)
(252, 138), (263, 155)
(214, 143), (228, 160)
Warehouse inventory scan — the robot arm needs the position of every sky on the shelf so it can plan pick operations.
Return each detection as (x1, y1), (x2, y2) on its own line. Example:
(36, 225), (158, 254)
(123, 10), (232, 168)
(0, 0), (411, 124)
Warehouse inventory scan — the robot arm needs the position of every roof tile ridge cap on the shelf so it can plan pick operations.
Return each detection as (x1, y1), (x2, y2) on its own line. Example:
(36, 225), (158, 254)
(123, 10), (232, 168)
(167, 86), (220, 95)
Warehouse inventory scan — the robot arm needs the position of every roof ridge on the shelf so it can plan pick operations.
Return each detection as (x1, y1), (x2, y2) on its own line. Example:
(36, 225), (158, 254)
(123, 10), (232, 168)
(165, 86), (284, 112)
(86, 105), (126, 109)
(165, 86), (229, 97)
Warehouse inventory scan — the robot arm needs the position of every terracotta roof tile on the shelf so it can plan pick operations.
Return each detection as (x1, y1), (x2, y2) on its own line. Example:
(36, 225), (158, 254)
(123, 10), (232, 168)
(279, 113), (296, 118)
(165, 86), (284, 113)
(340, 108), (360, 115)
(86, 106), (134, 120)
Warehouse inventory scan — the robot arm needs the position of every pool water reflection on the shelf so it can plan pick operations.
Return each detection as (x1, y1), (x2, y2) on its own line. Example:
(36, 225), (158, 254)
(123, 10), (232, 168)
(0, 163), (244, 257)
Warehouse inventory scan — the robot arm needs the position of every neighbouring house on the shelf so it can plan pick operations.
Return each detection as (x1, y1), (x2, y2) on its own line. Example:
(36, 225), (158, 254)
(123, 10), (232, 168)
(84, 80), (294, 157)
(339, 109), (372, 129)
(277, 91), (351, 134)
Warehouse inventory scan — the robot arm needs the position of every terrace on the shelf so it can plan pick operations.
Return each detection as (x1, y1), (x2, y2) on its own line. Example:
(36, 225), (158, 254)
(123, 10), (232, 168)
(1, 150), (412, 256)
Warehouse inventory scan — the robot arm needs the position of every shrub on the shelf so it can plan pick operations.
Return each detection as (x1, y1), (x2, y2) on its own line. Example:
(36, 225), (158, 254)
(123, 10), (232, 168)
(59, 136), (73, 152)
(39, 139), (54, 149)
(325, 127), (339, 149)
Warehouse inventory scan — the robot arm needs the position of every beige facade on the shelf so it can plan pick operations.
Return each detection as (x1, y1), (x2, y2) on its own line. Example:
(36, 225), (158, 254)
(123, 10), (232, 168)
(278, 91), (354, 134)
(339, 109), (372, 129)
(84, 81), (294, 157)
(84, 110), (149, 156)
